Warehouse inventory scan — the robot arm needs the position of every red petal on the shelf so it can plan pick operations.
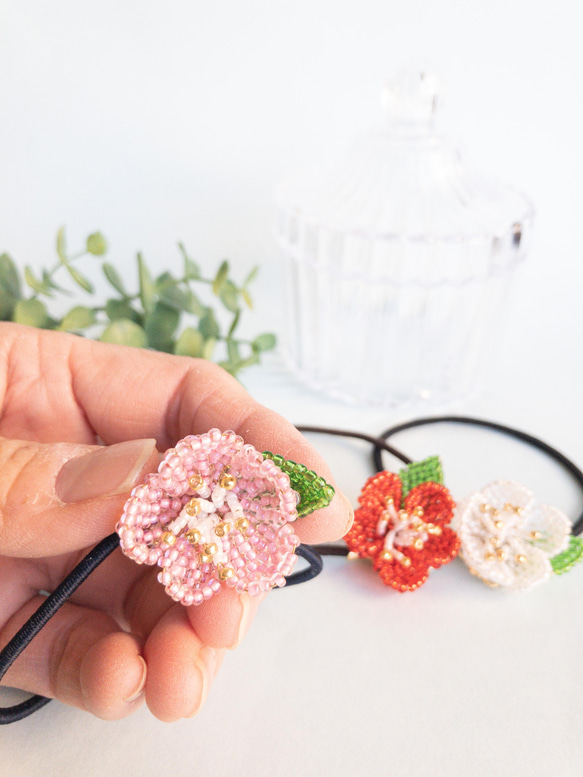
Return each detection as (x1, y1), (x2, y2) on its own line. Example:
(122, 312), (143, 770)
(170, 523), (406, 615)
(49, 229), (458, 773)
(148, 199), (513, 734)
(405, 482), (455, 527)
(421, 526), (461, 568)
(345, 472), (403, 561)
(358, 471), (402, 511)
(344, 506), (385, 560)
(373, 552), (430, 592)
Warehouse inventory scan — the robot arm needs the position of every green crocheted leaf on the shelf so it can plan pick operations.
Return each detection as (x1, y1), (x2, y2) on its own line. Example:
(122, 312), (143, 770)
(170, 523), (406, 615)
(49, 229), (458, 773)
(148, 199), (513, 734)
(551, 536), (583, 575)
(262, 452), (335, 518)
(399, 456), (443, 500)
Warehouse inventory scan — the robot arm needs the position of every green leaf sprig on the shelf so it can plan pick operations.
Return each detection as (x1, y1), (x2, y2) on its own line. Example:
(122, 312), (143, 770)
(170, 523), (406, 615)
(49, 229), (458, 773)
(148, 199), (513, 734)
(0, 228), (276, 377)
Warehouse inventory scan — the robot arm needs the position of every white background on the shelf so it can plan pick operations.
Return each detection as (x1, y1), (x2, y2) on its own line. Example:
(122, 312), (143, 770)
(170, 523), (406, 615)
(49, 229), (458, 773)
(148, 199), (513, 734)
(1, 1), (583, 776)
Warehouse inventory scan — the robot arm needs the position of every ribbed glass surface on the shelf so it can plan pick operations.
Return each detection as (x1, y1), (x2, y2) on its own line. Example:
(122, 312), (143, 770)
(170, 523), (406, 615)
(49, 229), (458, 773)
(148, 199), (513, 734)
(276, 73), (533, 407)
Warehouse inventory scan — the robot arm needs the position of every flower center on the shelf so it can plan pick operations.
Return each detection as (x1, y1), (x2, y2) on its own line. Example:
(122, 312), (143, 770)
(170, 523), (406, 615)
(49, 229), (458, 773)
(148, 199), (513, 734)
(376, 498), (442, 566)
(479, 502), (531, 564)
(160, 473), (246, 567)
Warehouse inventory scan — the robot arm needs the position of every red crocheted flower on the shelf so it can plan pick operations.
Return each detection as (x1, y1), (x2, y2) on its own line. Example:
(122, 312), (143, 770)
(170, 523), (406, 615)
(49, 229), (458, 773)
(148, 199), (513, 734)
(344, 471), (460, 592)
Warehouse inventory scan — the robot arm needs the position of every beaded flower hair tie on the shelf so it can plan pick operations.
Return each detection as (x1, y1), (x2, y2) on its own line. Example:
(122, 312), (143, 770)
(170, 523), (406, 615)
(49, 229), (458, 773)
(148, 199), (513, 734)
(0, 429), (334, 724)
(300, 416), (583, 593)
(116, 428), (334, 605)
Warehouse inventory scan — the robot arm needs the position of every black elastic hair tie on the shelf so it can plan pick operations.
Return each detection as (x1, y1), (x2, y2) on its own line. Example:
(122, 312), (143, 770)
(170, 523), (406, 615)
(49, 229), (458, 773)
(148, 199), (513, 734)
(0, 540), (322, 725)
(372, 415), (583, 537)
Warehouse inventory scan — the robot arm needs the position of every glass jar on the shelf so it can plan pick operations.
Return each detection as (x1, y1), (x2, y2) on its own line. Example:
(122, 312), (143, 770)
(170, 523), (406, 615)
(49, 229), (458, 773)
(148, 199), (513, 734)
(276, 71), (534, 407)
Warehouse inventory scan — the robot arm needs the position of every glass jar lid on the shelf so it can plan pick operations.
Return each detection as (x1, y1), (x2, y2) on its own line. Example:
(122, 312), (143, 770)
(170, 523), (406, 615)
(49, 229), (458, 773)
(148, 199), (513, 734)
(276, 70), (533, 247)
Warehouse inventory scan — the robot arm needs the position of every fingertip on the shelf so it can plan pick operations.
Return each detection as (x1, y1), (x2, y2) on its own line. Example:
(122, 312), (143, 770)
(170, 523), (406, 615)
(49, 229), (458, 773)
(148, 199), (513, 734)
(80, 632), (146, 720)
(185, 588), (265, 651)
(296, 490), (354, 544)
(143, 606), (209, 722)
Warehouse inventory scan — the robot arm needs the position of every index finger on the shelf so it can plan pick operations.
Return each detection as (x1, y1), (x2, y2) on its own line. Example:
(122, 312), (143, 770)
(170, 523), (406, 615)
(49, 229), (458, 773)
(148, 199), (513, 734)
(68, 330), (352, 543)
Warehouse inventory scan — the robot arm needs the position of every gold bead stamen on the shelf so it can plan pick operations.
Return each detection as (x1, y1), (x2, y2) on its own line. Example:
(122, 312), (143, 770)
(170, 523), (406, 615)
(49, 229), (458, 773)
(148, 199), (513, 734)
(215, 521), (231, 537)
(185, 528), (201, 545)
(185, 498), (201, 517)
(160, 531), (176, 546)
(218, 471), (237, 490)
(188, 474), (203, 490)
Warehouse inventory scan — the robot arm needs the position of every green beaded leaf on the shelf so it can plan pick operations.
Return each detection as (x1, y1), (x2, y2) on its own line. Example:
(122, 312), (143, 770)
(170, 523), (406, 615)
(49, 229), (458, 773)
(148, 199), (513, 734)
(551, 536), (583, 575)
(399, 456), (443, 499)
(262, 452), (335, 518)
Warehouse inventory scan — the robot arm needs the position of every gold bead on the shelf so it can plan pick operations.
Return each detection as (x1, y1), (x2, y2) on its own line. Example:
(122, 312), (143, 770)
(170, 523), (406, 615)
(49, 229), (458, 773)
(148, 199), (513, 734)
(160, 531), (176, 546)
(189, 473), (203, 490)
(496, 548), (506, 561)
(218, 472), (237, 490)
(380, 550), (393, 561)
(490, 536), (501, 548)
(347, 551), (360, 561)
(235, 517), (249, 532)
(484, 551), (495, 562)
(427, 524), (442, 536)
(530, 530), (541, 540)
(185, 528), (201, 544)
(413, 538), (424, 550)
(215, 521), (231, 537)
(386, 497), (395, 507)
(401, 557), (412, 568)
(199, 553), (211, 564)
(185, 498), (201, 517)
(494, 520), (503, 529)
(515, 554), (526, 564)
(491, 508), (500, 517)
(480, 503), (490, 513)
(413, 506), (424, 517)
(218, 566), (235, 581)
(203, 543), (218, 555)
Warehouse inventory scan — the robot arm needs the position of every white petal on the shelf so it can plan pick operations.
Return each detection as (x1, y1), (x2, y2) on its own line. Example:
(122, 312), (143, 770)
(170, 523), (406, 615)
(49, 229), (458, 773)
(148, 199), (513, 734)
(479, 480), (534, 515)
(523, 503), (571, 557)
(502, 544), (552, 591)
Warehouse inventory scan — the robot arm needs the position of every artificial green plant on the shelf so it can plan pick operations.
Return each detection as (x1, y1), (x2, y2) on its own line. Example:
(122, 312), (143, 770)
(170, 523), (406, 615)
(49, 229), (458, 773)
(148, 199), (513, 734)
(0, 228), (276, 377)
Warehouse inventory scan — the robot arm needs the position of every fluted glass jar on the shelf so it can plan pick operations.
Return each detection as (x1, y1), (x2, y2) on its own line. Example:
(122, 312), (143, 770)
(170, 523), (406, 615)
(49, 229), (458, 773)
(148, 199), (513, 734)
(276, 72), (533, 407)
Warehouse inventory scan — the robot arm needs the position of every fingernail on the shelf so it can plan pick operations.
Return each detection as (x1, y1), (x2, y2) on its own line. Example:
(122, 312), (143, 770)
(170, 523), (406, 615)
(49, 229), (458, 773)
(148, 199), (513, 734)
(188, 646), (216, 717)
(56, 439), (157, 503)
(340, 492), (355, 535)
(227, 593), (263, 650)
(123, 656), (147, 703)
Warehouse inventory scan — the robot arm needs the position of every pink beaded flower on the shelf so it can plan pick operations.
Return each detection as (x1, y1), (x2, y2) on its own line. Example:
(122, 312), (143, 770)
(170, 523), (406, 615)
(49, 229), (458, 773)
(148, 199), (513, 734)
(116, 429), (302, 606)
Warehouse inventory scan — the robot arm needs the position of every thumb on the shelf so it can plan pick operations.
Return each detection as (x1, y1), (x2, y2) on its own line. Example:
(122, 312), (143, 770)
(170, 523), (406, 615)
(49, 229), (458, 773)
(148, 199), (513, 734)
(0, 437), (159, 558)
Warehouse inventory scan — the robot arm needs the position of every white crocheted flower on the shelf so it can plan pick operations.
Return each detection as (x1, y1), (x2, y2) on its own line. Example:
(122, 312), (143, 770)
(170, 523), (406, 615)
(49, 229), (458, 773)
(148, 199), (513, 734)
(454, 480), (571, 590)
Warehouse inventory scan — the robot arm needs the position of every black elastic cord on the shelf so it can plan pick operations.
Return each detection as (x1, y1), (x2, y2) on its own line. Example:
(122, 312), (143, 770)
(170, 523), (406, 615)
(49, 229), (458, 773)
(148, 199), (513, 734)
(0, 532), (120, 724)
(373, 415), (583, 537)
(295, 426), (412, 466)
(287, 544), (323, 585)
(0, 534), (322, 724)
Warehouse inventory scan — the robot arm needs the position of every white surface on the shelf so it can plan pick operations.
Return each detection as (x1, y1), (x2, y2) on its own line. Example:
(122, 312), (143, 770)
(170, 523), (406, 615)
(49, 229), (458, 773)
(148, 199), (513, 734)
(1, 1), (583, 775)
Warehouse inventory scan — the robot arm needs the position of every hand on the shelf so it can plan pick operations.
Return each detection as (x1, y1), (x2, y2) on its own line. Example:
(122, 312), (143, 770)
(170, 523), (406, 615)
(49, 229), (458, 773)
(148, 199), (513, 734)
(0, 323), (352, 721)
